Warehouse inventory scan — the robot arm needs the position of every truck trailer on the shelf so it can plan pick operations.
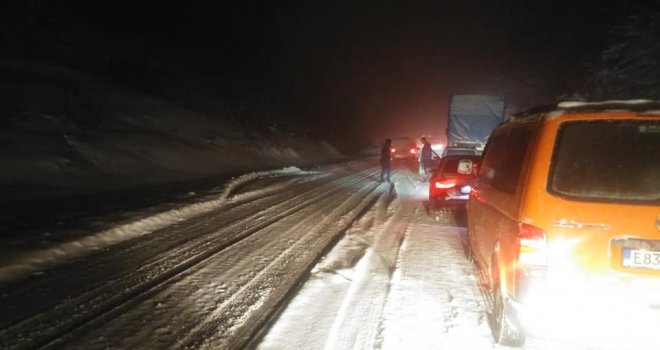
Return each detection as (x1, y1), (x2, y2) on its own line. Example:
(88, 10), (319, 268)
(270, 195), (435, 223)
(446, 94), (504, 151)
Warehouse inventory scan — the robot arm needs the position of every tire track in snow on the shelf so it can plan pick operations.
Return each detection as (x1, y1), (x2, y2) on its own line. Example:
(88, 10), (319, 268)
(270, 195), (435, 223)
(179, 175), (384, 349)
(377, 180), (494, 350)
(256, 178), (409, 350)
(63, 175), (379, 350)
(0, 169), (378, 350)
(320, 189), (410, 350)
(0, 171), (331, 332)
(0, 167), (322, 284)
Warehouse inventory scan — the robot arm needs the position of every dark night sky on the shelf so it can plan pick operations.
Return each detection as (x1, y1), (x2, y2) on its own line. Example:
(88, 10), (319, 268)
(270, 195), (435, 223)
(2, 0), (658, 145)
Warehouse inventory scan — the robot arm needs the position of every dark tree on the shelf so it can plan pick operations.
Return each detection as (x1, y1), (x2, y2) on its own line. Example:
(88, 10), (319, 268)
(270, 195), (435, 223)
(589, 12), (660, 99)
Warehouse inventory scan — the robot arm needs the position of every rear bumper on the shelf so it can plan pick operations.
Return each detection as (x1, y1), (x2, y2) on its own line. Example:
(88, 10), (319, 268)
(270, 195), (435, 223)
(429, 191), (470, 204)
(429, 197), (467, 209)
(511, 270), (660, 348)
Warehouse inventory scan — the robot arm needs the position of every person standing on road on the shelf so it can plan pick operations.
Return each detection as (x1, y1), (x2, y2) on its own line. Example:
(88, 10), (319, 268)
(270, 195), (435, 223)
(380, 138), (392, 182)
(419, 137), (433, 181)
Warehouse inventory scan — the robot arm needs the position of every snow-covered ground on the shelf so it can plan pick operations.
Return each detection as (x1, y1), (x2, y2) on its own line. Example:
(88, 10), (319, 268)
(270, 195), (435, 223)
(0, 58), (345, 205)
(2, 26), (656, 350)
(257, 164), (608, 350)
(257, 168), (494, 350)
(0, 160), (636, 350)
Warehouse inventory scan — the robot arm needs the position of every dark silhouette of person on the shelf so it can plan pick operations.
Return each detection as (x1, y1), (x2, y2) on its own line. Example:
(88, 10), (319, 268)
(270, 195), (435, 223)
(419, 137), (433, 181)
(380, 138), (392, 182)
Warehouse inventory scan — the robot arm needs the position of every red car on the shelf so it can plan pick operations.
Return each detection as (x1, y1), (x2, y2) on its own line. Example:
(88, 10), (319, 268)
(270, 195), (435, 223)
(429, 155), (480, 209)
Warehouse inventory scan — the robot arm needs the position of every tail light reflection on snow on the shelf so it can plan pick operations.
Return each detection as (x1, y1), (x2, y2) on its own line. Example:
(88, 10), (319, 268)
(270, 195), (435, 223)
(517, 236), (660, 348)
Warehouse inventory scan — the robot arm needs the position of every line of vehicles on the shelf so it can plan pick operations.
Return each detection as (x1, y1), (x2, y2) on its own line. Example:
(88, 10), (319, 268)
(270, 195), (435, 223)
(428, 95), (503, 211)
(399, 96), (660, 348)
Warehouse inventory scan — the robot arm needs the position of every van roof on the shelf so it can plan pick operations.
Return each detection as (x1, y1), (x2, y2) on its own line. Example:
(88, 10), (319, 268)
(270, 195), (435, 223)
(509, 100), (660, 122)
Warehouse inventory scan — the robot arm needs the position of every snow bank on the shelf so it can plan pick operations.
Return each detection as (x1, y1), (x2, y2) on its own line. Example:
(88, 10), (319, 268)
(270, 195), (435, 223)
(0, 59), (345, 201)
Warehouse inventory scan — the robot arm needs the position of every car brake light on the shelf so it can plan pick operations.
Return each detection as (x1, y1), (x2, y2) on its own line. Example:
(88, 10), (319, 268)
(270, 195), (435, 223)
(434, 181), (456, 189)
(410, 148), (416, 154)
(518, 223), (547, 266)
(391, 148), (396, 153)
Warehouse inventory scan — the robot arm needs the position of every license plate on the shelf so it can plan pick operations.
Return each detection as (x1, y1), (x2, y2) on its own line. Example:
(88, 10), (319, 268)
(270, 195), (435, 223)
(460, 185), (472, 194)
(623, 249), (660, 270)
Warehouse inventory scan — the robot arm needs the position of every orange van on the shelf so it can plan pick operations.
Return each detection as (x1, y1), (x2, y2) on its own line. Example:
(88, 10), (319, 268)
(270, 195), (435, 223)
(467, 101), (660, 347)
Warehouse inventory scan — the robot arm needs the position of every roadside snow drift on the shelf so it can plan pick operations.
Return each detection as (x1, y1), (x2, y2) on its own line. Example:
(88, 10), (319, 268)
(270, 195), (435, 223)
(0, 59), (344, 201)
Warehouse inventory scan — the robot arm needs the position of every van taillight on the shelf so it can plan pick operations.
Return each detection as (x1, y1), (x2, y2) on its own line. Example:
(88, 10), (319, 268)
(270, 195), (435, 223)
(518, 223), (547, 266)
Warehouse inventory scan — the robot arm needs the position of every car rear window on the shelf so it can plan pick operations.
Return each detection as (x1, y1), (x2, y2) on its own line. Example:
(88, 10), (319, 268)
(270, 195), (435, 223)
(549, 120), (660, 203)
(440, 158), (479, 178)
(444, 148), (478, 156)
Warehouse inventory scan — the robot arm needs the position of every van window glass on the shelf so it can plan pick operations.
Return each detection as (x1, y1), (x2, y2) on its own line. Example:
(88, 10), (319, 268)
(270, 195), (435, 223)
(549, 120), (660, 203)
(479, 126), (532, 193)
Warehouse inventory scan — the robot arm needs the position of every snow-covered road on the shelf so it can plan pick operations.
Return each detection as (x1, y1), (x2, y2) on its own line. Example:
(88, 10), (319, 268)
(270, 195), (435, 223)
(0, 160), (615, 349)
(256, 164), (607, 350)
(257, 167), (495, 350)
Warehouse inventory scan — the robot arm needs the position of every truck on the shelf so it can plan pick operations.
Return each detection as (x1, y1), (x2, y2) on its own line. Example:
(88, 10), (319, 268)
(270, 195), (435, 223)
(446, 94), (504, 151)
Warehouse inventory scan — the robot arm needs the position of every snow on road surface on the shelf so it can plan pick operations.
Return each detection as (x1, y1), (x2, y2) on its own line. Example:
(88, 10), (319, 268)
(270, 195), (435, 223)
(0, 160), (630, 349)
(257, 167), (494, 349)
(258, 163), (614, 350)
(0, 166), (312, 284)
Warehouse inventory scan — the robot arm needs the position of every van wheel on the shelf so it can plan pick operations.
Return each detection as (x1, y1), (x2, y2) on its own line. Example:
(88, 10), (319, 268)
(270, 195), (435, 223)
(491, 271), (526, 347)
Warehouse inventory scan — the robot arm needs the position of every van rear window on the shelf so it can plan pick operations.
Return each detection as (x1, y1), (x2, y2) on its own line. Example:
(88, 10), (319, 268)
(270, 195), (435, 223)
(549, 120), (660, 203)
